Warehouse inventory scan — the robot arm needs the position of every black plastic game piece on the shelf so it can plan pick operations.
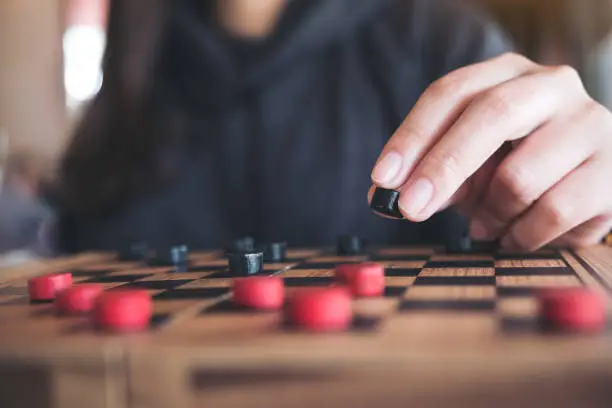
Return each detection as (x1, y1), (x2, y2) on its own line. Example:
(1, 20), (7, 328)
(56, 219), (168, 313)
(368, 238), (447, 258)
(227, 250), (264, 276)
(118, 242), (149, 261)
(151, 245), (189, 267)
(337, 235), (366, 255)
(370, 187), (403, 219)
(225, 236), (255, 254)
(262, 242), (287, 262)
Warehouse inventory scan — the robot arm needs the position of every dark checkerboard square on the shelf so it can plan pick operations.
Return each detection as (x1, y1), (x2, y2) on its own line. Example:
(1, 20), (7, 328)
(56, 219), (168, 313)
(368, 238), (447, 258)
(292, 262), (342, 270)
(350, 315), (382, 332)
(283, 277), (334, 287)
(398, 300), (496, 312)
(370, 255), (430, 262)
(494, 251), (561, 260)
(424, 260), (494, 268)
(282, 314), (381, 332)
(147, 259), (191, 268)
(81, 274), (153, 283)
(497, 286), (539, 297)
(204, 269), (274, 279)
(413, 276), (495, 286)
(0, 286), (27, 296)
(115, 279), (194, 290)
(384, 286), (408, 297)
(199, 300), (274, 314)
(153, 287), (229, 300)
(494, 267), (573, 276)
(385, 268), (421, 277)
(185, 265), (228, 272)
(150, 312), (173, 327)
(70, 269), (115, 277)
(500, 317), (540, 333)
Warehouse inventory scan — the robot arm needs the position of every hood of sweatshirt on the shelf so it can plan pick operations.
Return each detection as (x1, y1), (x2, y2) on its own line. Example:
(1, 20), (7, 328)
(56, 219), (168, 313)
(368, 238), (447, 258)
(163, 0), (393, 108)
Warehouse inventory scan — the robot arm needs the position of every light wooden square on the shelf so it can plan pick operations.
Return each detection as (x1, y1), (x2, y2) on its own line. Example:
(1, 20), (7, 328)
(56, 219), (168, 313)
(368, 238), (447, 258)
(175, 279), (231, 289)
(385, 277), (416, 287)
(496, 275), (581, 287)
(494, 259), (566, 268)
(497, 297), (538, 318)
(383, 260), (426, 269)
(419, 267), (495, 277)
(403, 285), (496, 300)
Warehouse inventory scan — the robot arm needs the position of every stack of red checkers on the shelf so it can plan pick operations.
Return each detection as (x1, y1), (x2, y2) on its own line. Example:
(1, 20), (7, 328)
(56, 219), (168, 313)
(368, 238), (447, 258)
(55, 284), (105, 315)
(539, 287), (606, 332)
(28, 272), (73, 301)
(93, 290), (152, 332)
(286, 287), (352, 332)
(335, 262), (385, 297)
(233, 276), (284, 310)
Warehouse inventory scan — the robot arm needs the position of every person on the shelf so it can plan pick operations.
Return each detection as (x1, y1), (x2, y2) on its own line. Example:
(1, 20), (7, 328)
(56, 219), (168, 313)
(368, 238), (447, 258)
(48, 0), (612, 254)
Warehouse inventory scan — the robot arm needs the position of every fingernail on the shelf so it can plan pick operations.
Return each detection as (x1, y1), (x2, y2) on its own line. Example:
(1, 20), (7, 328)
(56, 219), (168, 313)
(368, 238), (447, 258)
(470, 218), (489, 240)
(372, 151), (403, 185)
(399, 178), (433, 217)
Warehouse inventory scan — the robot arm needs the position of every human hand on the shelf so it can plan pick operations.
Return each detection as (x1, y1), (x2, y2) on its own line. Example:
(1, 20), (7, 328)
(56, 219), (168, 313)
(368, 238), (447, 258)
(369, 53), (612, 251)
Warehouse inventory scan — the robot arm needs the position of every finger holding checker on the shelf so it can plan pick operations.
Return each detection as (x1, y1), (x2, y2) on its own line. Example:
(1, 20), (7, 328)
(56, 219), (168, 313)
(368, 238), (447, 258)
(369, 52), (612, 250)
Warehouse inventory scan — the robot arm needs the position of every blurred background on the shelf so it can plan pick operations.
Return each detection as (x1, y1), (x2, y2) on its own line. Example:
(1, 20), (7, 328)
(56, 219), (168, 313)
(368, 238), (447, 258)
(0, 0), (612, 260)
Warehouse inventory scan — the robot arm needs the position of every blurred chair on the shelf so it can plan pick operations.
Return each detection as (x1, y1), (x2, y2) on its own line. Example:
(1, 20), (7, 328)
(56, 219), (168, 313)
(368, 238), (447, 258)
(0, 136), (53, 258)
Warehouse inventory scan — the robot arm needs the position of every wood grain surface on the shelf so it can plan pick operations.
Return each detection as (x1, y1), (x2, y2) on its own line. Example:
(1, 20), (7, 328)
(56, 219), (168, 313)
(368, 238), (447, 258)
(0, 244), (611, 408)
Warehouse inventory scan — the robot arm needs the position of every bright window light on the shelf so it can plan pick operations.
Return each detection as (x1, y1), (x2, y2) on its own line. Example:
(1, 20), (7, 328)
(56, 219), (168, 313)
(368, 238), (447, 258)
(63, 24), (105, 107)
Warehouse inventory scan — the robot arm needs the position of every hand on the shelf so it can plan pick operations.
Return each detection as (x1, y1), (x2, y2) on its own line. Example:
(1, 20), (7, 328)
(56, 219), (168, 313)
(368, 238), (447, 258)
(370, 52), (612, 251)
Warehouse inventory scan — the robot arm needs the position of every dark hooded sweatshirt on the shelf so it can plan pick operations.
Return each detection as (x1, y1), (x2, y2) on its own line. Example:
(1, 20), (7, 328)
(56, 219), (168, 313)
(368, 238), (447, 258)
(54, 0), (512, 253)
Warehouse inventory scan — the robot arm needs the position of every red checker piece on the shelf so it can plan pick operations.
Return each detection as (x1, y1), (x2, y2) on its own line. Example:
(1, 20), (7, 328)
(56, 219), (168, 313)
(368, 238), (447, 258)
(233, 276), (284, 310)
(56, 284), (105, 314)
(28, 272), (72, 301)
(335, 262), (385, 297)
(539, 287), (606, 332)
(287, 287), (352, 332)
(94, 290), (152, 332)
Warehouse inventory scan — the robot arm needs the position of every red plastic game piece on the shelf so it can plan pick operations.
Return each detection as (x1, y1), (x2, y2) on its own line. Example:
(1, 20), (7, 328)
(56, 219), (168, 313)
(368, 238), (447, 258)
(539, 287), (606, 332)
(55, 284), (105, 314)
(233, 276), (284, 310)
(335, 262), (385, 297)
(93, 290), (152, 332)
(28, 272), (72, 301)
(286, 287), (352, 332)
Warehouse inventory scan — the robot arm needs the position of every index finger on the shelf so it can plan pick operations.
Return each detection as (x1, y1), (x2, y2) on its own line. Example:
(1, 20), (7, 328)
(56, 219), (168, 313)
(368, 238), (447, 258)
(370, 53), (536, 190)
(396, 65), (582, 222)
